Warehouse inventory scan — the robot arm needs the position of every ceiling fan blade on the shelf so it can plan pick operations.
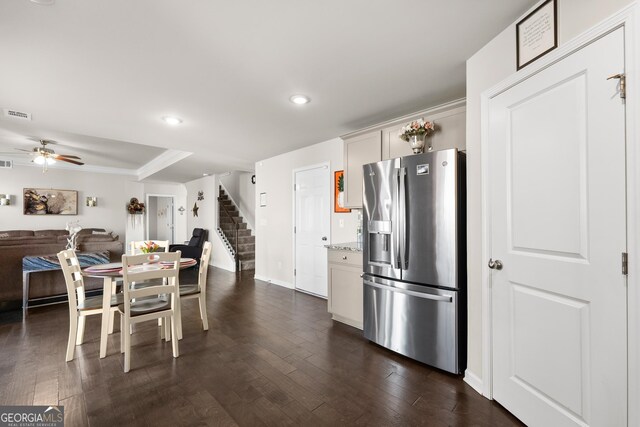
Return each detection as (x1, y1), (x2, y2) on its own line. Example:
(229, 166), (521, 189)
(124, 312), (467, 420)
(54, 154), (81, 160)
(15, 148), (35, 153)
(56, 158), (84, 166)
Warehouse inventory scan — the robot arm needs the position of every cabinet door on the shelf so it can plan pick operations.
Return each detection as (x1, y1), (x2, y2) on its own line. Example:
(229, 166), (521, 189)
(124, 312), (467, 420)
(382, 108), (466, 160)
(344, 131), (381, 208)
(329, 263), (363, 329)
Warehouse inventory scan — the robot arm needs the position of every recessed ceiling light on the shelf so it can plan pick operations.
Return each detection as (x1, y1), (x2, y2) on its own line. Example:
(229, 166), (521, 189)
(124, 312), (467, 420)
(289, 95), (311, 105)
(30, 0), (55, 4)
(162, 116), (183, 126)
(202, 173), (209, 176)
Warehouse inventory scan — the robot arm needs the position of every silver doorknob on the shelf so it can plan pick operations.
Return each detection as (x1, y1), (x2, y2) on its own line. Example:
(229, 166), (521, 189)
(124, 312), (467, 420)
(321, 236), (327, 241)
(488, 258), (503, 270)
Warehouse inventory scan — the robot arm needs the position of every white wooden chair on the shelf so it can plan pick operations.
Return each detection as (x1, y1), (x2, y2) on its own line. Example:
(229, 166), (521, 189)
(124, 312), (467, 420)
(128, 240), (170, 324)
(178, 241), (212, 333)
(119, 251), (181, 373)
(58, 249), (122, 362)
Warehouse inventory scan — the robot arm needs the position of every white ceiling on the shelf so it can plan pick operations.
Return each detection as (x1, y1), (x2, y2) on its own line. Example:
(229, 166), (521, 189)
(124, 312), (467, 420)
(0, 0), (536, 182)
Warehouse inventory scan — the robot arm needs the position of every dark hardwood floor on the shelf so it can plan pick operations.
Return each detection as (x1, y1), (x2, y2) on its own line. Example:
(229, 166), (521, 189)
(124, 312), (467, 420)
(0, 267), (523, 426)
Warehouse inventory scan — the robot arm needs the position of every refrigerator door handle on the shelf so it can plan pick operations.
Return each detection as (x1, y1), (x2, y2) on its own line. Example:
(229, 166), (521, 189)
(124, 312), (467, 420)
(363, 279), (453, 302)
(393, 168), (401, 269)
(399, 167), (407, 269)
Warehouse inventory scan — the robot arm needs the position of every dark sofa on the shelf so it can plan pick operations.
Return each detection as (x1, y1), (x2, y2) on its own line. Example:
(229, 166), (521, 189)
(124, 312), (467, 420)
(0, 229), (124, 311)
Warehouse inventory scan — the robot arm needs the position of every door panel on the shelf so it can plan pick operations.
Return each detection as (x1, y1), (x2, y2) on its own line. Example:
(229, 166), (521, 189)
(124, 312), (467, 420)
(362, 158), (401, 280)
(401, 150), (460, 288)
(363, 275), (460, 373)
(295, 166), (330, 297)
(489, 28), (626, 426)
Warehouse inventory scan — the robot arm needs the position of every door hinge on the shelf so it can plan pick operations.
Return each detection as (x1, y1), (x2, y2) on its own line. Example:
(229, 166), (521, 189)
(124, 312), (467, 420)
(294, 226), (296, 233)
(622, 252), (628, 275)
(294, 269), (296, 276)
(607, 73), (626, 99)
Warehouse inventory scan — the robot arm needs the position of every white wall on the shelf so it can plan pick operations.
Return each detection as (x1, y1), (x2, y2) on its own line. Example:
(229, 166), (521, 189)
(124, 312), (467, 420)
(124, 181), (187, 249)
(254, 137), (360, 288)
(184, 175), (235, 271)
(465, 0), (634, 386)
(0, 164), (129, 238)
(238, 172), (256, 231)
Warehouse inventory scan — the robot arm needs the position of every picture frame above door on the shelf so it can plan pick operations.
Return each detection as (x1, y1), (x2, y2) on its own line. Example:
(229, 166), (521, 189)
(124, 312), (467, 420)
(516, 0), (557, 70)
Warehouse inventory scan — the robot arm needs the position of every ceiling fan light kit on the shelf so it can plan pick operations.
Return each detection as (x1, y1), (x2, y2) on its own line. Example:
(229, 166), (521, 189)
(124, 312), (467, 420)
(6, 140), (85, 172)
(33, 155), (56, 165)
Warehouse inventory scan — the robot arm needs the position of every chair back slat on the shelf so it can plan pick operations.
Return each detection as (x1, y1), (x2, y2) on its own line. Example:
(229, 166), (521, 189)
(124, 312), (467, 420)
(121, 251), (181, 315)
(198, 241), (212, 297)
(57, 249), (85, 312)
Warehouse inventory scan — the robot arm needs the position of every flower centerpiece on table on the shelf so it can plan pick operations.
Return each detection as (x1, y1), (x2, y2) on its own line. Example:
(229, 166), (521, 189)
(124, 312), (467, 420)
(398, 118), (436, 154)
(140, 241), (160, 254)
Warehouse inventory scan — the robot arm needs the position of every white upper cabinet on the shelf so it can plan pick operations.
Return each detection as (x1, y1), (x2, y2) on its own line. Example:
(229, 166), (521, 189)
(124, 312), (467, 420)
(343, 131), (381, 208)
(382, 105), (466, 160)
(341, 99), (466, 208)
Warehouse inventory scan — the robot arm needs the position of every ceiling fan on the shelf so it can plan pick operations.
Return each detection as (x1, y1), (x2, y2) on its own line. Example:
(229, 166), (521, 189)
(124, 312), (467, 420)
(7, 140), (84, 172)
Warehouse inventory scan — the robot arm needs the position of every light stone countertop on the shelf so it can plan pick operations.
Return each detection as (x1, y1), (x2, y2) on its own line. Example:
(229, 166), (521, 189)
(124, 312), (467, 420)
(324, 241), (363, 252)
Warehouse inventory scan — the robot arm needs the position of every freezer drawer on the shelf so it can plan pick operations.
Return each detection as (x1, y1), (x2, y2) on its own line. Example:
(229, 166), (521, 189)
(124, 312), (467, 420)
(363, 276), (462, 374)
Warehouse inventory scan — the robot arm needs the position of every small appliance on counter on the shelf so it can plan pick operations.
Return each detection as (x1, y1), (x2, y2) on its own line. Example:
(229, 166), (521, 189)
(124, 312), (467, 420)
(362, 148), (466, 374)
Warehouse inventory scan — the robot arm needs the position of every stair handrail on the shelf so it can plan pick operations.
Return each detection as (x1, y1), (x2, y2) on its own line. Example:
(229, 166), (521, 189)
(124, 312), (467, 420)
(218, 196), (240, 271)
(218, 179), (255, 233)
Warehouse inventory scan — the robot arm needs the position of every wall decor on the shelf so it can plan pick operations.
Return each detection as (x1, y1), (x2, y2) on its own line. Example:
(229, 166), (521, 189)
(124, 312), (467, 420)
(126, 197), (145, 214)
(334, 171), (351, 213)
(23, 188), (78, 215)
(192, 202), (199, 217)
(197, 191), (204, 201)
(0, 194), (11, 206)
(516, 0), (557, 70)
(126, 197), (145, 228)
(86, 197), (97, 207)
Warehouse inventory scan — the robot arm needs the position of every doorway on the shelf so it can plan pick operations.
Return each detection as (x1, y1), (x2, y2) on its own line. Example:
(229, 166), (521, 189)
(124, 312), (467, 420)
(293, 163), (330, 297)
(146, 195), (175, 243)
(485, 27), (627, 426)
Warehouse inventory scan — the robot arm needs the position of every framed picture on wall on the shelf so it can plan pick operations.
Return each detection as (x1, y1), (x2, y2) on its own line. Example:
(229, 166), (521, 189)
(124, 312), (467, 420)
(334, 170), (351, 213)
(23, 188), (78, 215)
(516, 0), (557, 70)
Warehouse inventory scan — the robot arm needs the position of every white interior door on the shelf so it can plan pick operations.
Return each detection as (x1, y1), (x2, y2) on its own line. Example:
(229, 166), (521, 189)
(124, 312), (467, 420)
(295, 165), (330, 297)
(488, 28), (627, 426)
(148, 195), (175, 243)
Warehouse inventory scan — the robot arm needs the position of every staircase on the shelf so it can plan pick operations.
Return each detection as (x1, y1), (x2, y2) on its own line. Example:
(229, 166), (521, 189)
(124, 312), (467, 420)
(218, 186), (255, 271)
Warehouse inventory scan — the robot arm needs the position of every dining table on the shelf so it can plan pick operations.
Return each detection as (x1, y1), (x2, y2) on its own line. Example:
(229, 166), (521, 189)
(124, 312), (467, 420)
(82, 257), (197, 358)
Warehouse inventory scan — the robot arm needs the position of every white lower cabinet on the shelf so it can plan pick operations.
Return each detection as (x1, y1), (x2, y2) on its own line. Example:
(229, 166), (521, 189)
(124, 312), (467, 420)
(327, 249), (363, 329)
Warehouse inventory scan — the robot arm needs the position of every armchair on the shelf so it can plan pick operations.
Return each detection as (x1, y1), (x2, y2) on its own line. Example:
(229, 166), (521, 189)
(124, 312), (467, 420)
(169, 228), (208, 260)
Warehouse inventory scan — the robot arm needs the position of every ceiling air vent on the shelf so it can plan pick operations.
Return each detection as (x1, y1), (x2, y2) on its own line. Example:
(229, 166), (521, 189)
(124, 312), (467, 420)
(0, 160), (13, 169)
(3, 109), (31, 121)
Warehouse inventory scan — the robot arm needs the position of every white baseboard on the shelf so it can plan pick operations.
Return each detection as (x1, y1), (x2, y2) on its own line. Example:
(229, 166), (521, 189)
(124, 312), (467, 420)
(212, 260), (235, 272)
(254, 274), (294, 289)
(464, 369), (484, 396)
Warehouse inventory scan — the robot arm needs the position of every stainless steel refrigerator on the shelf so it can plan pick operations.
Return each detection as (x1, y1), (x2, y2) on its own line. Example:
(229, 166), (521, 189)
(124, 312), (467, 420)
(362, 148), (466, 374)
